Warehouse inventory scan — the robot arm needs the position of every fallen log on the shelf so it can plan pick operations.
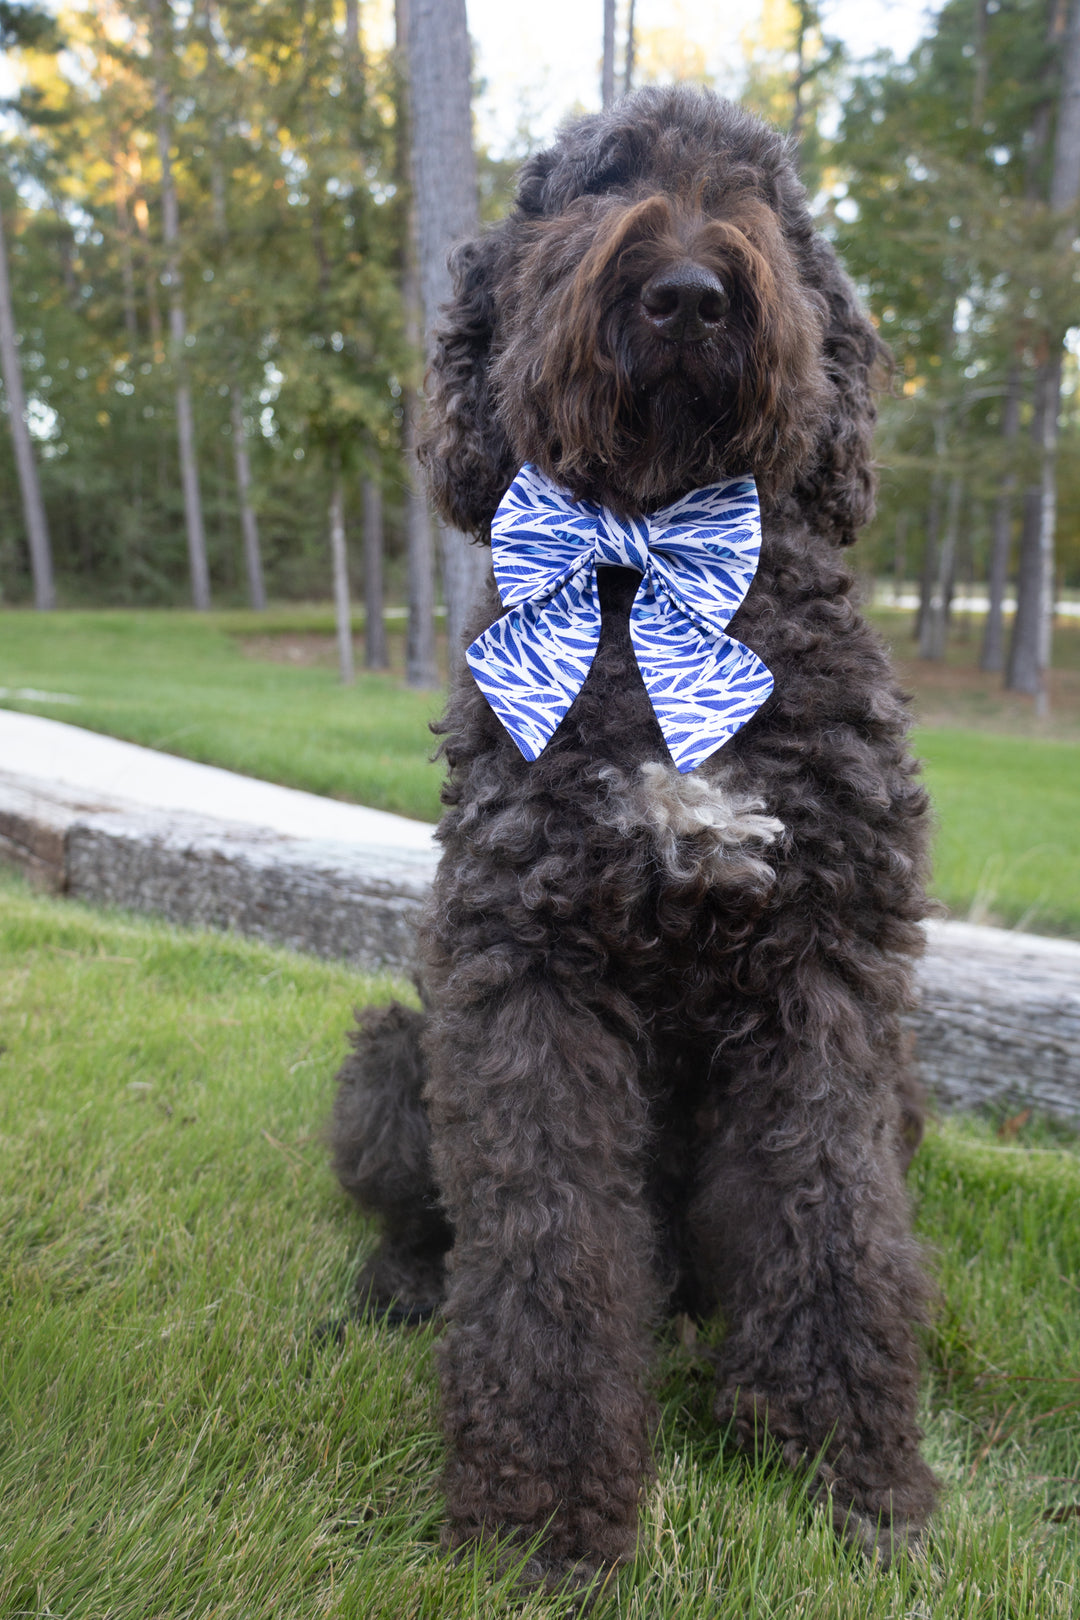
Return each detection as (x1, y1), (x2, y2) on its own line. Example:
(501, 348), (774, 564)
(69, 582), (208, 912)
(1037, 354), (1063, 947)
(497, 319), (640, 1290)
(1, 769), (1077, 1122)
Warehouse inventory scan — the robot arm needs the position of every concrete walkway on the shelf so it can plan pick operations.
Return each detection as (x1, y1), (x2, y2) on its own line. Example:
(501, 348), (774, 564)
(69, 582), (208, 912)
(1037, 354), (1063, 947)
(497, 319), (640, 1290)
(0, 709), (438, 971)
(0, 709), (437, 852)
(2, 708), (1078, 1120)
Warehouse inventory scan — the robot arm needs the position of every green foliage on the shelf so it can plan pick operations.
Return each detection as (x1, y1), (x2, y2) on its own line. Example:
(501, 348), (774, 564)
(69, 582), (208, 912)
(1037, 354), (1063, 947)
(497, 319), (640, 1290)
(833, 0), (1080, 590)
(0, 870), (1077, 1617)
(0, 1), (410, 606)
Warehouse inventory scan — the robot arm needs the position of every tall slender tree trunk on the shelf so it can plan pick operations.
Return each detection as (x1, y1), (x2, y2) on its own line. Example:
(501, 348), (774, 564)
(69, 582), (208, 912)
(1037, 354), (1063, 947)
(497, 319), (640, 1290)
(893, 511), (907, 604)
(207, 109), (267, 613)
(112, 153), (139, 345)
(406, 0), (487, 673)
(923, 476), (963, 662)
(230, 388), (266, 611)
(0, 198), (54, 610)
(1007, 0), (1080, 709)
(917, 431), (946, 653)
(362, 478), (388, 669)
(329, 457), (355, 686)
(149, 0), (211, 610)
(395, 0), (439, 688)
(602, 0), (616, 106)
(623, 0), (636, 94)
(981, 362), (1021, 671)
(791, 0), (813, 147)
(132, 184), (164, 363)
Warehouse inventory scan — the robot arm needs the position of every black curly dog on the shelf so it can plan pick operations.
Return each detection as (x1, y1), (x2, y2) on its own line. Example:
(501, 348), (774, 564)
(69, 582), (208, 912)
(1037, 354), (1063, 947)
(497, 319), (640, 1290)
(331, 86), (939, 1589)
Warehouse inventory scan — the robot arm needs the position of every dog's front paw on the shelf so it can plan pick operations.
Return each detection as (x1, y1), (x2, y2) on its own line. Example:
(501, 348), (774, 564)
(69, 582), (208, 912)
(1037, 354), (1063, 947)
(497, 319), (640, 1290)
(448, 1531), (613, 1613)
(829, 1493), (927, 1570)
(512, 1552), (611, 1611)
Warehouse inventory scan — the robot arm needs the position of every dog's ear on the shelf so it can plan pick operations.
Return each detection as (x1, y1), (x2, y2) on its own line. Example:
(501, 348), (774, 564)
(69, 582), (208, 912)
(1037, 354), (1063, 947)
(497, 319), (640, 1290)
(794, 235), (889, 546)
(418, 222), (519, 540)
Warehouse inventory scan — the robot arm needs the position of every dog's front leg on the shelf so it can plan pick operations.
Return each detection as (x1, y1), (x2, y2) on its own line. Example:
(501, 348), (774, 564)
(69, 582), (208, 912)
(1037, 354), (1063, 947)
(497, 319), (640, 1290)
(425, 975), (656, 1586)
(691, 1016), (940, 1566)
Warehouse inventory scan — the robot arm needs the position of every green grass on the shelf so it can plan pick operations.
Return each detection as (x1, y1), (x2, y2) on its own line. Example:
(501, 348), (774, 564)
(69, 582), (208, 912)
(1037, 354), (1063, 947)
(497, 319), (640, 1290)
(0, 607), (445, 822)
(1, 872), (1078, 1618)
(917, 729), (1080, 935)
(2, 607), (1079, 934)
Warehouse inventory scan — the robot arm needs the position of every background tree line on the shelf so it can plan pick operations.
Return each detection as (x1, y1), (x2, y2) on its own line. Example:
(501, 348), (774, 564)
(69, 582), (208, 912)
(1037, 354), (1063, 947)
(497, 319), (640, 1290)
(1, 0), (1079, 701)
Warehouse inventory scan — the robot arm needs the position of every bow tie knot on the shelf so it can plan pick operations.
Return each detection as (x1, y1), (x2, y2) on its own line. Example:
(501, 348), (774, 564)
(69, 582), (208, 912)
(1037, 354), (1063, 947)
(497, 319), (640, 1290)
(593, 513), (650, 572)
(467, 464), (773, 773)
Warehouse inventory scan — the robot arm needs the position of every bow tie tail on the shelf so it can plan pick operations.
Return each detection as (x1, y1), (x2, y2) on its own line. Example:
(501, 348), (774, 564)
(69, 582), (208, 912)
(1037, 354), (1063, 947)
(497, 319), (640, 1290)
(466, 575), (603, 763)
(629, 580), (774, 773)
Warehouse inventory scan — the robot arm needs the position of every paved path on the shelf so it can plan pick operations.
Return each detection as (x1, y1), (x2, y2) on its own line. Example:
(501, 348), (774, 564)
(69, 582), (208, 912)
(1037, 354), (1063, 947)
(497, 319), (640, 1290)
(0, 709), (437, 852)
(2, 710), (1078, 1120)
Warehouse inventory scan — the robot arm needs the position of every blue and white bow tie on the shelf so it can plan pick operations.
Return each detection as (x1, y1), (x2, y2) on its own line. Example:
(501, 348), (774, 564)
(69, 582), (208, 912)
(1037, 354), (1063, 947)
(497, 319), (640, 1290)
(466, 463), (773, 774)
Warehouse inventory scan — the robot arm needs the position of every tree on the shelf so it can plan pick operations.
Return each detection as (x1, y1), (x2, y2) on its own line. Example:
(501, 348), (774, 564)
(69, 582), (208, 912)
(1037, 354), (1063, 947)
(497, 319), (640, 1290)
(0, 1), (56, 609)
(405, 0), (487, 675)
(147, 0), (211, 610)
(0, 188), (53, 608)
(602, 0), (616, 107)
(1006, 0), (1080, 707)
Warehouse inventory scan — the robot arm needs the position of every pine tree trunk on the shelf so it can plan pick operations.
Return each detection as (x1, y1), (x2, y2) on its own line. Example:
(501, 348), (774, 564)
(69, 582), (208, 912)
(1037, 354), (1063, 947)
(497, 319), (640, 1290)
(602, 0), (616, 106)
(404, 0), (485, 675)
(923, 476), (963, 662)
(1006, 0), (1080, 709)
(981, 362), (1022, 671)
(149, 0), (211, 611)
(329, 461), (355, 687)
(112, 153), (139, 345)
(893, 511), (907, 604)
(362, 478), (388, 670)
(403, 401), (439, 687)
(230, 387), (266, 611)
(917, 475), (943, 650)
(0, 198), (54, 610)
(623, 0), (636, 94)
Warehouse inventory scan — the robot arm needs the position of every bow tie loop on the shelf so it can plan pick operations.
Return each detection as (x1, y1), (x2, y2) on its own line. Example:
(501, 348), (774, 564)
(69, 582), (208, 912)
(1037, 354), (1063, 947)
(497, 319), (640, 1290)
(469, 464), (773, 773)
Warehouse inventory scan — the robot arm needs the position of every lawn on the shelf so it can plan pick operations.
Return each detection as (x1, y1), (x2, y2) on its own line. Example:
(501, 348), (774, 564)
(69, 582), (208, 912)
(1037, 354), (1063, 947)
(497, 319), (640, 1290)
(0, 872), (1077, 1618)
(1, 606), (1078, 935)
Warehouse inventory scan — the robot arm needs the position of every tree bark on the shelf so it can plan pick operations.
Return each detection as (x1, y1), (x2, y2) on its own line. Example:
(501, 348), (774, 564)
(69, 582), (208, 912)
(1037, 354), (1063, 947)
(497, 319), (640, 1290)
(972, 0), (989, 126)
(403, 401), (439, 687)
(329, 460), (355, 687)
(981, 361), (1022, 671)
(404, 0), (485, 676)
(395, 0), (438, 688)
(602, 0), (616, 107)
(112, 152), (139, 345)
(230, 387), (266, 611)
(148, 0), (211, 611)
(1006, 0), (1080, 709)
(623, 0), (636, 95)
(362, 478), (388, 669)
(923, 475), (963, 662)
(0, 198), (54, 610)
(892, 511), (907, 604)
(207, 100), (267, 615)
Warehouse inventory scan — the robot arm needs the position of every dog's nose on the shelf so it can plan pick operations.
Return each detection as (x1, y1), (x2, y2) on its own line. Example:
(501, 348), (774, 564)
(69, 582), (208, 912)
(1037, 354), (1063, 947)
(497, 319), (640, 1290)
(640, 263), (729, 340)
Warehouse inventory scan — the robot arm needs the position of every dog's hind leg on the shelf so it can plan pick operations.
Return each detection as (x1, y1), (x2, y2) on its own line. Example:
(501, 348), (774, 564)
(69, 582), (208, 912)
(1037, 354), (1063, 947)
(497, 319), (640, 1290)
(331, 1001), (451, 1320)
(690, 1009), (939, 1567)
(425, 976), (657, 1583)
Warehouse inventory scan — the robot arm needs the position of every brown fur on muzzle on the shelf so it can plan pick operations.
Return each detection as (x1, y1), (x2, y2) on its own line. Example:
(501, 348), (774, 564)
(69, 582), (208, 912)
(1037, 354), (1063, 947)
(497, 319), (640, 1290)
(490, 191), (829, 511)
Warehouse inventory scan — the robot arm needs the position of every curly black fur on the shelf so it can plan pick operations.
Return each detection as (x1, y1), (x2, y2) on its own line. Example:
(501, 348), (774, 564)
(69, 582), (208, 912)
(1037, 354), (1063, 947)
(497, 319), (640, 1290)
(331, 85), (938, 1590)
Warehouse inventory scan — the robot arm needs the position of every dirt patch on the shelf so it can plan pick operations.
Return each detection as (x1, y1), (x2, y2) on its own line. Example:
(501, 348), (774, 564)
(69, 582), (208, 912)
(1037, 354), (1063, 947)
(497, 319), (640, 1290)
(235, 630), (451, 681)
(238, 633), (351, 669)
(880, 620), (1080, 742)
(237, 623), (1080, 740)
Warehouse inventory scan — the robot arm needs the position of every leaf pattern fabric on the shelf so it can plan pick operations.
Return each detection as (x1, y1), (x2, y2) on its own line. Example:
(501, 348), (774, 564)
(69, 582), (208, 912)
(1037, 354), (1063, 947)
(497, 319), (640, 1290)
(466, 463), (773, 773)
